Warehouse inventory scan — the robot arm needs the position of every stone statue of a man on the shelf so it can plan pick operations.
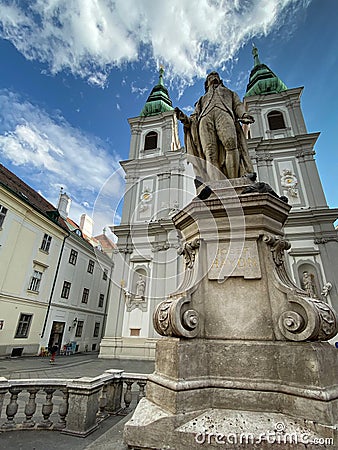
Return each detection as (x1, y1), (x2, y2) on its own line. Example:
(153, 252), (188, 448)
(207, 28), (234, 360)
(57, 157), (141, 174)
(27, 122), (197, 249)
(175, 71), (254, 180)
(135, 274), (146, 298)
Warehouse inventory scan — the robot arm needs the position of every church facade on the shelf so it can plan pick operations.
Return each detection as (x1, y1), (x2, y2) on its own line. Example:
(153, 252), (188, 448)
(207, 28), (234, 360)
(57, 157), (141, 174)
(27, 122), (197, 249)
(100, 52), (338, 360)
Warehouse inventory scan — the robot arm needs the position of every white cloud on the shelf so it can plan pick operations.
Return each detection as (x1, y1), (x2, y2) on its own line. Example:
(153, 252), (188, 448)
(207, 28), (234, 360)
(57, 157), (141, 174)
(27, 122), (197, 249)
(0, 89), (124, 231)
(0, 0), (311, 86)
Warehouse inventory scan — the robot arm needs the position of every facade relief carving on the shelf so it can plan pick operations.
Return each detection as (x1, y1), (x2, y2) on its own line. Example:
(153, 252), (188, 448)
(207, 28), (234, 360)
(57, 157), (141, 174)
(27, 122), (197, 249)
(280, 168), (298, 198)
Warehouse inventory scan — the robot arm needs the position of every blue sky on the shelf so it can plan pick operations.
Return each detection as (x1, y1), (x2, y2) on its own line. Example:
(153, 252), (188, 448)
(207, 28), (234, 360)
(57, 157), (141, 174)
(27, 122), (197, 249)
(0, 0), (337, 234)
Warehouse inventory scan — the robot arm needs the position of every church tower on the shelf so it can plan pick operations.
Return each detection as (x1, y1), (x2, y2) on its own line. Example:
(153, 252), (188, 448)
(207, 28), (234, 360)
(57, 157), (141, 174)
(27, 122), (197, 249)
(99, 69), (194, 360)
(244, 46), (338, 311)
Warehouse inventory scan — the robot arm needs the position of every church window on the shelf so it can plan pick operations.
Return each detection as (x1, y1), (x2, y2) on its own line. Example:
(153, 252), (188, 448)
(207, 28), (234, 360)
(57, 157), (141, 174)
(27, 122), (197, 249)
(267, 111), (286, 130)
(144, 131), (158, 150)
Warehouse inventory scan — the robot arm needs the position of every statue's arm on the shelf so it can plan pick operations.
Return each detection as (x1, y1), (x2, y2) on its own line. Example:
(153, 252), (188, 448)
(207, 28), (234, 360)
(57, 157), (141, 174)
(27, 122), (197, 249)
(175, 107), (191, 127)
(232, 92), (255, 124)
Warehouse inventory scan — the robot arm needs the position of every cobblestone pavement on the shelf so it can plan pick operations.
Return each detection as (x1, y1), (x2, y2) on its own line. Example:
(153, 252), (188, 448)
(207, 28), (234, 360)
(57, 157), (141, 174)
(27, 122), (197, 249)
(0, 352), (154, 450)
(0, 351), (154, 380)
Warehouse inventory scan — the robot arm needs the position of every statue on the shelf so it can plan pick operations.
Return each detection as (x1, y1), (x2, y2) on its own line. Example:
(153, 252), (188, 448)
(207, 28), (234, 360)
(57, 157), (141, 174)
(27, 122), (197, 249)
(321, 281), (332, 298)
(175, 71), (254, 181)
(135, 274), (146, 298)
(302, 271), (317, 298)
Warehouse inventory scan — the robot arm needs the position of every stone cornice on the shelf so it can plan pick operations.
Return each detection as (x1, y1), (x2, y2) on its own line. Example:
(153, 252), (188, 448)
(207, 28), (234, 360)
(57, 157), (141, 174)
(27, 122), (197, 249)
(247, 133), (320, 153)
(244, 87), (304, 106)
(285, 207), (338, 226)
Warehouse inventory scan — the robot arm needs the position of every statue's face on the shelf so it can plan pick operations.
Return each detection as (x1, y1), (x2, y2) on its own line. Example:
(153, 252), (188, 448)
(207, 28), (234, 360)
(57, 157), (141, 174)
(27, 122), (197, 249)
(206, 72), (221, 88)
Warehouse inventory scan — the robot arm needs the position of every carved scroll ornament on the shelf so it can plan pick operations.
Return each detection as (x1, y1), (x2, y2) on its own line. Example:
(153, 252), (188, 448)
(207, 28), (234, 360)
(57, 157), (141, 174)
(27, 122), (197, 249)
(154, 238), (201, 338)
(153, 296), (199, 338)
(264, 234), (338, 342)
(178, 238), (200, 269)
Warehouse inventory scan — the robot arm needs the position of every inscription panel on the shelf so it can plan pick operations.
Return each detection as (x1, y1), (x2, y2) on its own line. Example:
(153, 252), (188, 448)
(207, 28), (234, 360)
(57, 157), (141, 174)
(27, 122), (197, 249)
(207, 241), (261, 280)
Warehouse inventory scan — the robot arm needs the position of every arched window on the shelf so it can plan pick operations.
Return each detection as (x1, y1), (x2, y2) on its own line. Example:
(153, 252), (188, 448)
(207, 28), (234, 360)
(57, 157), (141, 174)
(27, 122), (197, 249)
(144, 131), (158, 150)
(267, 111), (286, 130)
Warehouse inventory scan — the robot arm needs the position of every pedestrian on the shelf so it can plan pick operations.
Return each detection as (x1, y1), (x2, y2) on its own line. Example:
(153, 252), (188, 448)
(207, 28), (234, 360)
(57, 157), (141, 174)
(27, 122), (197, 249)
(50, 343), (58, 364)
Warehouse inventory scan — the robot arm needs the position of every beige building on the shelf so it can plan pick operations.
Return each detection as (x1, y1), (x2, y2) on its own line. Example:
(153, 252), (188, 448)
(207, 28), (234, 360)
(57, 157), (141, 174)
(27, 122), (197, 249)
(0, 165), (115, 357)
(0, 164), (68, 356)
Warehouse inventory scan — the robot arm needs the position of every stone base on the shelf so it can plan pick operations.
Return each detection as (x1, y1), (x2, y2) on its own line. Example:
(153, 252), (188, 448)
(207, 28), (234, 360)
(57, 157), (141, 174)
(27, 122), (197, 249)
(124, 339), (338, 449)
(125, 398), (337, 449)
(98, 337), (156, 360)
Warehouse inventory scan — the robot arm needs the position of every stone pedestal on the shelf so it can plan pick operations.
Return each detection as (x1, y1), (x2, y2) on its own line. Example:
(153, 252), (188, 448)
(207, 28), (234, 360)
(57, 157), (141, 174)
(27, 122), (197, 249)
(124, 180), (338, 449)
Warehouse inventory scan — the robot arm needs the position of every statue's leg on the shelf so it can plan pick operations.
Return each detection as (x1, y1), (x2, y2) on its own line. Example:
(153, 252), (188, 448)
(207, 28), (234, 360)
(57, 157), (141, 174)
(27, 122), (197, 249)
(216, 112), (239, 179)
(199, 113), (223, 180)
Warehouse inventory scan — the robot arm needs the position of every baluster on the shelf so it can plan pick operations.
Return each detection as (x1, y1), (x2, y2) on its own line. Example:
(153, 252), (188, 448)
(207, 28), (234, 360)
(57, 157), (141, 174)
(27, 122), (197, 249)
(23, 387), (38, 427)
(97, 383), (108, 419)
(54, 388), (69, 430)
(137, 380), (147, 403)
(38, 387), (55, 428)
(2, 387), (21, 429)
(120, 380), (133, 415)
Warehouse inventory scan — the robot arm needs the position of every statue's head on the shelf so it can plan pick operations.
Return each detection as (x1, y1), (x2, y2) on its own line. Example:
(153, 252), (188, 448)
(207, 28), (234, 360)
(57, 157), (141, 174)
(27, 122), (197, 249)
(205, 71), (222, 91)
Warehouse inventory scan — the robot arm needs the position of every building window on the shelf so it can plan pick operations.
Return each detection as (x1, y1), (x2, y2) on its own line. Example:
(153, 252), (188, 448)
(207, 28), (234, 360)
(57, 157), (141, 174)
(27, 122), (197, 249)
(75, 320), (84, 337)
(93, 322), (100, 337)
(69, 249), (78, 265)
(40, 233), (52, 252)
(103, 269), (108, 280)
(144, 131), (158, 150)
(87, 260), (95, 274)
(0, 205), (8, 228)
(28, 270), (42, 292)
(15, 314), (33, 338)
(61, 281), (71, 299)
(98, 294), (104, 307)
(81, 288), (89, 304)
(267, 110), (286, 130)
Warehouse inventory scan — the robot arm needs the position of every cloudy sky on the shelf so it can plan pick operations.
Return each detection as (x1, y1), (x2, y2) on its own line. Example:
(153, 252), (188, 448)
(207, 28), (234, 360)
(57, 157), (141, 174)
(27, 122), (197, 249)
(0, 0), (337, 234)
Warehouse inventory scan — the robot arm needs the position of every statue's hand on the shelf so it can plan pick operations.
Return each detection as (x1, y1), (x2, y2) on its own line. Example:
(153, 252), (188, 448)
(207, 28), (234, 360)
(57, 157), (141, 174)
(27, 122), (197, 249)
(239, 113), (255, 124)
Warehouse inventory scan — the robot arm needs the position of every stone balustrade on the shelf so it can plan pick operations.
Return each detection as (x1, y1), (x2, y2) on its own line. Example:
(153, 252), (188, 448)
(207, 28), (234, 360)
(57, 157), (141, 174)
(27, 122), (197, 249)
(0, 370), (147, 437)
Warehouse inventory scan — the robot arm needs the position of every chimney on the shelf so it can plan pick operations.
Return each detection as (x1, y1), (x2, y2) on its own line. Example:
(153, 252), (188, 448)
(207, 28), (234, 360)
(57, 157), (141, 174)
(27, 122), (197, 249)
(80, 214), (93, 238)
(57, 188), (71, 219)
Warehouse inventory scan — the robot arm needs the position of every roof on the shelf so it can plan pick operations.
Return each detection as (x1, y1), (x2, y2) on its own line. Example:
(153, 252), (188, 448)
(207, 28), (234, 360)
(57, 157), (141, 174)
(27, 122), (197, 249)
(140, 67), (173, 117)
(245, 46), (288, 97)
(94, 233), (116, 251)
(0, 163), (67, 230)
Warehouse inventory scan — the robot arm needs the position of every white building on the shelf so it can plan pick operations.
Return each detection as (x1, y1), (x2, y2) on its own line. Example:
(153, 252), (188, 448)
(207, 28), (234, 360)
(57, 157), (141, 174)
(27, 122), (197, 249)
(39, 191), (114, 355)
(99, 69), (195, 360)
(244, 46), (338, 312)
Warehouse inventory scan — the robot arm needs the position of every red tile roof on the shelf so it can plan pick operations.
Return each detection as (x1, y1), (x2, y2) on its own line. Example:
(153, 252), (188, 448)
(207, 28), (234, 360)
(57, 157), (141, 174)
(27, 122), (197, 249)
(94, 233), (116, 250)
(0, 164), (68, 230)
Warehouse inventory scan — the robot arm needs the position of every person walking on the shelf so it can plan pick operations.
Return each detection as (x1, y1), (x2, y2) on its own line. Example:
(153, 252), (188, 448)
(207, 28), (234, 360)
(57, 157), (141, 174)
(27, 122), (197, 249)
(49, 343), (58, 364)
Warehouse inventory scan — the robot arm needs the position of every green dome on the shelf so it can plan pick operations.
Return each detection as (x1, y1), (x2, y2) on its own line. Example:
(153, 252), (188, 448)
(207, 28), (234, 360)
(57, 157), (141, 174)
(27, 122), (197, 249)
(245, 46), (287, 97)
(140, 67), (173, 116)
